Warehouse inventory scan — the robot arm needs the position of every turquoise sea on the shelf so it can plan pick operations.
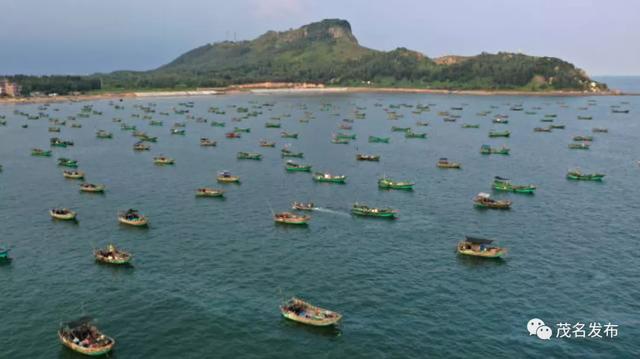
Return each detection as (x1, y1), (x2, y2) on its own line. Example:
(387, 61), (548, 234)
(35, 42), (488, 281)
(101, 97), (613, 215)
(0, 88), (638, 358)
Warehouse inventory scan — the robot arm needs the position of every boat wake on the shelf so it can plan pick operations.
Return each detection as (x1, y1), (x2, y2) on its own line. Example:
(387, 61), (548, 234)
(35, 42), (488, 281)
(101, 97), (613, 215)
(313, 207), (350, 217)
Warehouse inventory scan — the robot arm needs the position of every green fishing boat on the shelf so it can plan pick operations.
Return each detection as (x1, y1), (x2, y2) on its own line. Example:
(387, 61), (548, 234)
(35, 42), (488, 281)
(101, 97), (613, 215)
(237, 152), (262, 160)
(378, 177), (414, 190)
(96, 130), (113, 139)
(281, 131), (298, 139)
(234, 127), (251, 133)
(540, 118), (554, 122)
(121, 124), (136, 131)
(0, 248), (9, 261)
(573, 136), (594, 142)
(335, 133), (356, 140)
(50, 138), (67, 148)
(480, 145), (510, 155)
(493, 118), (509, 124)
(57, 158), (78, 168)
(265, 122), (281, 128)
(577, 115), (593, 120)
(568, 143), (590, 150)
(285, 161), (312, 172)
(211, 121), (226, 127)
(391, 126), (410, 132)
(331, 137), (350, 144)
(150, 120), (163, 126)
(566, 170), (605, 181)
(492, 176), (536, 194)
(170, 128), (186, 135)
(550, 124), (565, 129)
(462, 124), (480, 128)
(281, 149), (304, 158)
(369, 136), (390, 143)
(405, 130), (426, 138)
(488, 130), (510, 137)
(31, 148), (52, 157)
(351, 203), (397, 218)
(313, 172), (346, 183)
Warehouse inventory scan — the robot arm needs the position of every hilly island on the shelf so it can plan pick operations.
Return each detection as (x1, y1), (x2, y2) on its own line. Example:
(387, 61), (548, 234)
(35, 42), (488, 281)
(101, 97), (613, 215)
(5, 19), (609, 96)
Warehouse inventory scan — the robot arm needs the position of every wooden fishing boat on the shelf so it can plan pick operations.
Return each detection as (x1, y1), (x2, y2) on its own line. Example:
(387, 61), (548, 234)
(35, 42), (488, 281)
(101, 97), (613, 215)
(200, 138), (217, 147)
(58, 318), (115, 356)
(265, 122), (281, 128)
(96, 130), (113, 139)
(195, 188), (225, 197)
(534, 127), (552, 132)
(133, 142), (150, 151)
(211, 121), (226, 127)
(612, 109), (629, 114)
(31, 148), (52, 157)
(540, 118), (554, 123)
(170, 128), (186, 135)
(217, 171), (240, 183)
(94, 244), (132, 265)
(274, 212), (310, 225)
(280, 298), (342, 326)
(121, 123), (136, 131)
(80, 183), (105, 193)
(488, 130), (510, 137)
(285, 161), (312, 172)
(281, 131), (298, 139)
(437, 158), (461, 169)
(292, 202), (315, 211)
(237, 152), (262, 160)
(550, 124), (565, 129)
(150, 120), (163, 126)
(391, 126), (410, 132)
(462, 124), (480, 128)
(234, 127), (251, 133)
(592, 128), (608, 133)
(492, 176), (535, 194)
(416, 121), (430, 127)
(225, 132), (241, 139)
(313, 172), (346, 183)
(457, 236), (506, 258)
(405, 130), (426, 138)
(63, 170), (85, 179)
(331, 137), (350, 144)
(281, 148), (304, 158)
(544, 114), (557, 118)
(50, 208), (77, 220)
(351, 203), (397, 218)
(335, 133), (356, 140)
(368, 136), (390, 143)
(58, 158), (78, 168)
(492, 118), (509, 124)
(573, 136), (594, 142)
(153, 156), (175, 165)
(566, 169), (605, 181)
(473, 192), (511, 209)
(356, 154), (380, 161)
(50, 138), (67, 148)
(140, 135), (157, 142)
(339, 124), (353, 130)
(48, 126), (61, 133)
(118, 209), (148, 226)
(480, 145), (510, 155)
(568, 143), (590, 150)
(577, 115), (593, 120)
(259, 140), (276, 147)
(378, 177), (414, 190)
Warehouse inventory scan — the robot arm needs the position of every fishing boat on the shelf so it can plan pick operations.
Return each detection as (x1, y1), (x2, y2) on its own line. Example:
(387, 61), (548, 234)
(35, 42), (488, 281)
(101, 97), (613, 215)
(612, 109), (629, 114)
(150, 120), (163, 126)
(544, 114), (557, 118)
(225, 132), (241, 139)
(492, 176), (536, 194)
(577, 115), (593, 120)
(63, 170), (85, 179)
(50, 138), (67, 148)
(80, 183), (105, 193)
(356, 154), (380, 161)
(96, 130), (113, 139)
(480, 145), (510, 155)
(540, 118), (554, 123)
(550, 124), (565, 129)
(57, 158), (78, 168)
(195, 188), (225, 197)
(436, 158), (461, 169)
(331, 137), (350, 144)
(153, 156), (175, 165)
(592, 128), (608, 133)
(58, 318), (115, 356)
(237, 152), (262, 160)
(48, 126), (61, 133)
(121, 123), (136, 131)
(285, 161), (312, 172)
(211, 121), (226, 127)
(340, 124), (353, 130)
(534, 127), (552, 132)
(462, 124), (480, 128)
(217, 171), (240, 183)
(416, 121), (430, 127)
(265, 122), (281, 128)
(118, 209), (148, 226)
(405, 130), (427, 138)
(473, 192), (511, 209)
(391, 126), (410, 132)
(488, 130), (510, 137)
(378, 177), (414, 190)
(292, 202), (315, 211)
(368, 136), (390, 143)
(281, 149), (304, 158)
(280, 298), (342, 326)
(259, 140), (276, 147)
(274, 212), (310, 225)
(0, 248), (10, 261)
(133, 142), (150, 151)
(568, 143), (590, 150)
(573, 135), (594, 142)
(94, 244), (132, 265)
(281, 131), (299, 139)
(566, 169), (605, 181)
(351, 203), (397, 218)
(457, 236), (506, 258)
(170, 128), (185, 135)
(200, 138), (217, 147)
(492, 117), (509, 124)
(31, 148), (52, 157)
(335, 133), (356, 140)
(50, 208), (77, 220)
(313, 172), (346, 183)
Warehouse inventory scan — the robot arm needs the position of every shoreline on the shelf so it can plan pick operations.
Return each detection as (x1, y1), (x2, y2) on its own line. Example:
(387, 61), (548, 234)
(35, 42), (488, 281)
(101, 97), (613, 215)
(0, 86), (635, 105)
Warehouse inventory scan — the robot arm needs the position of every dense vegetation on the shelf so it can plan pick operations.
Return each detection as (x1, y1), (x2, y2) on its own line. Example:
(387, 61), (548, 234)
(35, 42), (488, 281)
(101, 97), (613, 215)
(7, 19), (605, 94)
(4, 75), (102, 95)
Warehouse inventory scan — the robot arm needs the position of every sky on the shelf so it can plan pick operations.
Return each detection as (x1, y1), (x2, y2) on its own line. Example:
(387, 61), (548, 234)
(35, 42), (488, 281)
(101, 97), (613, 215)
(0, 0), (638, 76)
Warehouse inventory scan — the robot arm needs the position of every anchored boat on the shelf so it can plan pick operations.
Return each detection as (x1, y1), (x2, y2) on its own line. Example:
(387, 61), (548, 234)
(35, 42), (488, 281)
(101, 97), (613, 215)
(313, 172), (346, 183)
(95, 244), (132, 265)
(492, 176), (535, 194)
(351, 203), (397, 218)
(280, 298), (342, 326)
(63, 170), (85, 179)
(57, 158), (78, 168)
(274, 212), (310, 225)
(80, 183), (105, 193)
(368, 136), (390, 143)
(437, 158), (461, 169)
(58, 317), (115, 356)
(200, 138), (217, 147)
(356, 154), (380, 161)
(378, 177), (414, 190)
(196, 188), (225, 197)
(153, 156), (175, 165)
(50, 208), (77, 220)
(292, 202), (315, 211)
(285, 161), (312, 172)
(566, 169), (605, 181)
(473, 192), (511, 209)
(480, 145), (510, 155)
(31, 148), (52, 157)
(237, 152), (262, 160)
(217, 171), (240, 183)
(118, 209), (148, 226)
(457, 236), (506, 258)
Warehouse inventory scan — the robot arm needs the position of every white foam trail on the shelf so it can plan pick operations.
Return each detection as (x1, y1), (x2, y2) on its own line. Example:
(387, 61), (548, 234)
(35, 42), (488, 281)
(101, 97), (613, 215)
(313, 207), (350, 217)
